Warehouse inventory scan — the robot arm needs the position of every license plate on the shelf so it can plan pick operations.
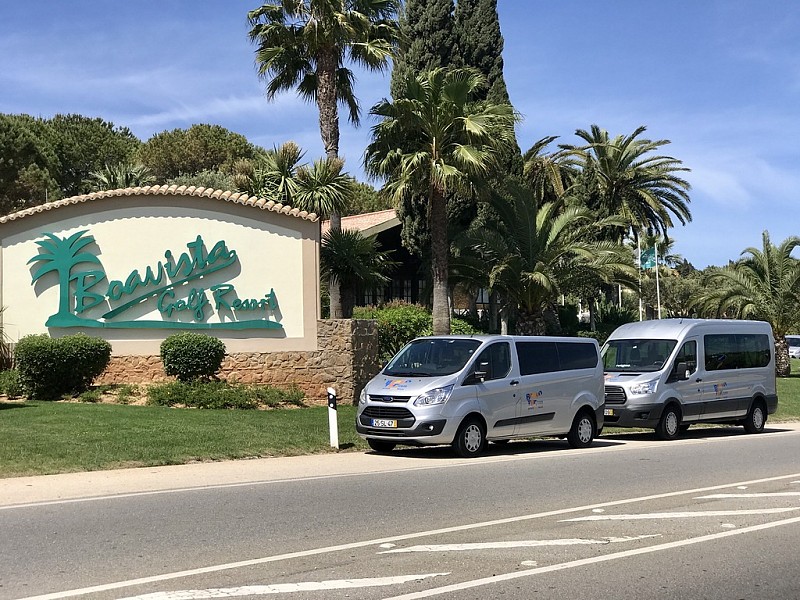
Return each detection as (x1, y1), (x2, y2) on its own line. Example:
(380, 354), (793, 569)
(604, 408), (615, 416)
(371, 419), (397, 428)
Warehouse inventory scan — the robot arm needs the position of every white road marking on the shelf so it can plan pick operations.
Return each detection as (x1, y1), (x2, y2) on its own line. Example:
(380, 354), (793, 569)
(721, 524), (736, 528)
(116, 574), (449, 600)
(592, 508), (605, 513)
(383, 515), (800, 600)
(737, 486), (748, 489)
(380, 543), (396, 549)
(696, 493), (800, 499)
(380, 535), (660, 553)
(562, 507), (799, 521)
(520, 561), (538, 567)
(16, 472), (800, 600)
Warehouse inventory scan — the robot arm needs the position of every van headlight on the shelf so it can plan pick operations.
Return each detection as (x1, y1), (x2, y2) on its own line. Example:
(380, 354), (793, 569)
(414, 385), (454, 406)
(359, 388), (367, 405)
(630, 379), (659, 395)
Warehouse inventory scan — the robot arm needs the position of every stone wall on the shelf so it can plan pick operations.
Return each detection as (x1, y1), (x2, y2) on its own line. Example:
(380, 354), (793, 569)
(95, 319), (381, 405)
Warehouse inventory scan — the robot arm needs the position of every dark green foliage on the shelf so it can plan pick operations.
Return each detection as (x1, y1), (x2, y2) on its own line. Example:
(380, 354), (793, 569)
(146, 381), (305, 409)
(160, 332), (227, 382)
(46, 114), (141, 196)
(353, 302), (479, 362)
(14, 334), (112, 400)
(0, 370), (22, 398)
(138, 124), (256, 181)
(343, 180), (393, 216)
(453, 0), (509, 104)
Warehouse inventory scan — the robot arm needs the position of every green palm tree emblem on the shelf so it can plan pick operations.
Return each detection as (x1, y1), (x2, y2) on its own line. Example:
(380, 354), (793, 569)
(29, 231), (104, 327)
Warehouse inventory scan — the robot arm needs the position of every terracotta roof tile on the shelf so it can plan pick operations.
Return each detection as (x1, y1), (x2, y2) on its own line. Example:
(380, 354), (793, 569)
(0, 185), (319, 224)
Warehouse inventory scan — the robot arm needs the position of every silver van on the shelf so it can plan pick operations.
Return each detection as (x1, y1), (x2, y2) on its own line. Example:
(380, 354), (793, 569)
(356, 335), (604, 457)
(602, 319), (777, 439)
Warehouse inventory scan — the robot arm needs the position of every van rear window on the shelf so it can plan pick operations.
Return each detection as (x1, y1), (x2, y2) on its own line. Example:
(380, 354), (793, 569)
(704, 334), (770, 370)
(515, 341), (597, 375)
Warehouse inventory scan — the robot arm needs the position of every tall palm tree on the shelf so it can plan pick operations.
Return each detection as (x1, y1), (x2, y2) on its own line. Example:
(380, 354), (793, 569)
(28, 231), (103, 326)
(365, 67), (517, 334)
(233, 142), (304, 203)
(565, 125), (692, 241)
(467, 182), (635, 334)
(695, 231), (800, 377)
(321, 228), (395, 317)
(248, 0), (400, 317)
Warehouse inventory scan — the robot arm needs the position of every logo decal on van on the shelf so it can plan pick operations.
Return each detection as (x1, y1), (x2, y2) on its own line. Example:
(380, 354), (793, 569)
(384, 379), (412, 390)
(713, 382), (728, 397)
(526, 391), (544, 409)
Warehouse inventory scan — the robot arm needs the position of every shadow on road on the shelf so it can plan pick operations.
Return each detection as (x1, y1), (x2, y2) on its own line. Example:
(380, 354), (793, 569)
(369, 437), (625, 460)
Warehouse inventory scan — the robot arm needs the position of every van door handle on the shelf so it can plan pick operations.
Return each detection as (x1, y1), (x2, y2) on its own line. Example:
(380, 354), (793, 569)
(695, 378), (703, 382)
(510, 380), (520, 386)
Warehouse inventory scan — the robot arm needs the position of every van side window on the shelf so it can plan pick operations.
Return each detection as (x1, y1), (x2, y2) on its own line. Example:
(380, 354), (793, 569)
(557, 342), (598, 370)
(516, 341), (559, 375)
(472, 342), (512, 381)
(704, 334), (770, 371)
(674, 340), (697, 375)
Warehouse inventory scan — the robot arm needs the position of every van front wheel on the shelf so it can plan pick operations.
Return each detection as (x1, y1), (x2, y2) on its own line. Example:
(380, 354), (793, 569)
(453, 417), (486, 458)
(567, 411), (596, 449)
(656, 405), (681, 440)
(367, 439), (396, 453)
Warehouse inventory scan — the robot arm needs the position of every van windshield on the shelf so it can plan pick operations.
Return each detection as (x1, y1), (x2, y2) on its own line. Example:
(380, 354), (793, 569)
(787, 337), (800, 348)
(602, 338), (677, 372)
(383, 339), (482, 377)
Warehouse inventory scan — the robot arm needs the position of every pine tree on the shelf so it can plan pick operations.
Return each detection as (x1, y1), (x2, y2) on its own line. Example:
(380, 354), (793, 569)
(390, 0), (457, 98)
(453, 0), (509, 104)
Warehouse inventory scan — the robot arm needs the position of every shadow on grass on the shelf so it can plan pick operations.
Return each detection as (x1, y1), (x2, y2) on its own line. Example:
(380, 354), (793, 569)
(0, 401), (28, 410)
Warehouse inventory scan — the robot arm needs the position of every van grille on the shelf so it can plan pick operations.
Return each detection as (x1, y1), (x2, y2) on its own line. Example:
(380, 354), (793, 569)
(368, 395), (411, 403)
(604, 385), (627, 405)
(362, 406), (414, 420)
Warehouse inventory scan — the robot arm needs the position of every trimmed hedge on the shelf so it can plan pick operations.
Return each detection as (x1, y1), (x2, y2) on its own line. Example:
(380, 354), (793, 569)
(160, 332), (226, 382)
(146, 381), (305, 409)
(0, 369), (22, 398)
(14, 334), (112, 400)
(353, 302), (480, 363)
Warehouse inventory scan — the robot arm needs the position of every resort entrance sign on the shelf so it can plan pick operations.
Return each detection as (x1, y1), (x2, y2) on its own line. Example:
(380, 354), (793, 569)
(29, 230), (282, 330)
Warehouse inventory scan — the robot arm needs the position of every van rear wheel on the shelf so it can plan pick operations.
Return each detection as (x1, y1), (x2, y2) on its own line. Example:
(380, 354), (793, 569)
(656, 405), (681, 440)
(367, 439), (396, 453)
(453, 417), (486, 458)
(567, 410), (596, 449)
(743, 400), (767, 434)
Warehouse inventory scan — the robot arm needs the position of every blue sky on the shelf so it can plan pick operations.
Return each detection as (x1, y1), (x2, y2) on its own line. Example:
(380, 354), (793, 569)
(2, 1), (798, 268)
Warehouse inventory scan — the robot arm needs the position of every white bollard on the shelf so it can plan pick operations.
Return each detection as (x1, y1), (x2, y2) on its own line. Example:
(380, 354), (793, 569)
(327, 387), (339, 449)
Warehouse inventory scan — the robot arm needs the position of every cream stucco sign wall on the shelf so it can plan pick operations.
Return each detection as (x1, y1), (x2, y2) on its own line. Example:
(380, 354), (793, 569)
(0, 186), (320, 355)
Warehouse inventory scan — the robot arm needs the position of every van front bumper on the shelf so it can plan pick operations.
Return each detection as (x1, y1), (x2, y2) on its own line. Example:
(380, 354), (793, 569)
(602, 404), (664, 429)
(356, 418), (452, 444)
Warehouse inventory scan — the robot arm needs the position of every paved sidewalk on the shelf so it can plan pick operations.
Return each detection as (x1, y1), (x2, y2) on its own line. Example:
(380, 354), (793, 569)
(4, 423), (799, 508)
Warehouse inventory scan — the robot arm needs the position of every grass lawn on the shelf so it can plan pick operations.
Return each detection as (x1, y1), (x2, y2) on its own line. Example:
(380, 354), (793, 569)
(2, 360), (800, 478)
(0, 402), (368, 478)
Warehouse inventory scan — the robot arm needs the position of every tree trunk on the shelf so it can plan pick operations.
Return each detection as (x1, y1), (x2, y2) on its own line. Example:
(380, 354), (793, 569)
(316, 50), (344, 318)
(516, 307), (546, 335)
(775, 334), (791, 377)
(489, 290), (499, 333)
(543, 302), (562, 335)
(429, 185), (450, 335)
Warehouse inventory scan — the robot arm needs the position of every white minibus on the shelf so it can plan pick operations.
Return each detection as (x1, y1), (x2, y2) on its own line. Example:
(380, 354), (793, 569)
(356, 335), (605, 457)
(601, 319), (777, 439)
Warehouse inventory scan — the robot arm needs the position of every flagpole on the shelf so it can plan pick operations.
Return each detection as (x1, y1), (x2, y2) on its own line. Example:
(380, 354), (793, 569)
(637, 236), (643, 321)
(655, 242), (662, 319)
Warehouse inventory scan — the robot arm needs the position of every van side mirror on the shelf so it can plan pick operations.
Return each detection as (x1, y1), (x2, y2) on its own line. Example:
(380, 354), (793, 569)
(674, 361), (690, 381)
(474, 361), (490, 382)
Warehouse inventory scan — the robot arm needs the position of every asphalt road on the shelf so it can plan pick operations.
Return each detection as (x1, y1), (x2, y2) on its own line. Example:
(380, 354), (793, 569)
(2, 424), (800, 600)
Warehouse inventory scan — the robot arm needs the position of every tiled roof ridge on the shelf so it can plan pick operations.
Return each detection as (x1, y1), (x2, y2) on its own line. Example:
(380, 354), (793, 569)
(0, 185), (319, 224)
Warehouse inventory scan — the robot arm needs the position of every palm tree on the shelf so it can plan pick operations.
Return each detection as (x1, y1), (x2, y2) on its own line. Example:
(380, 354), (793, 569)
(467, 182), (635, 335)
(28, 231), (103, 326)
(233, 142), (304, 203)
(695, 231), (800, 377)
(321, 228), (395, 317)
(522, 136), (577, 203)
(248, 0), (400, 317)
(565, 125), (692, 241)
(87, 162), (155, 191)
(365, 67), (517, 334)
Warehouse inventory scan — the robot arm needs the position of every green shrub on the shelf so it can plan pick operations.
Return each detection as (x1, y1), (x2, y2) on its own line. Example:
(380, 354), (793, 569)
(353, 302), (480, 363)
(146, 381), (305, 409)
(78, 389), (102, 403)
(14, 334), (112, 400)
(0, 369), (22, 398)
(160, 333), (226, 382)
(115, 384), (139, 405)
